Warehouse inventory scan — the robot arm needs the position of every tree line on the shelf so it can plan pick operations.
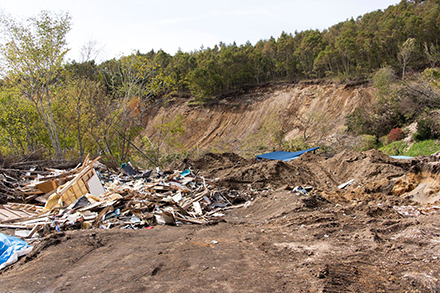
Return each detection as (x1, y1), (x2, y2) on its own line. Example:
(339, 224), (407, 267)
(0, 0), (440, 164)
(160, 0), (440, 99)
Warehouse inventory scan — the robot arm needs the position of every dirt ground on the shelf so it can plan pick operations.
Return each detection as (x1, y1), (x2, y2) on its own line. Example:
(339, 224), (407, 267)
(1, 150), (440, 292)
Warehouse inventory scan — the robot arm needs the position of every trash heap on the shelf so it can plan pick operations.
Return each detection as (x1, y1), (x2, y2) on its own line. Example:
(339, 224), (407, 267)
(0, 155), (254, 238)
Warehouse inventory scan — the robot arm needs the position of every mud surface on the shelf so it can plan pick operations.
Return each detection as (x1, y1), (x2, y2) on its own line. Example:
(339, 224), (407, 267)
(1, 150), (440, 292)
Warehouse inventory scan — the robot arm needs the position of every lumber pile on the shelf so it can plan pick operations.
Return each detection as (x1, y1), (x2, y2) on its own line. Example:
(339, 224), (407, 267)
(0, 156), (254, 238)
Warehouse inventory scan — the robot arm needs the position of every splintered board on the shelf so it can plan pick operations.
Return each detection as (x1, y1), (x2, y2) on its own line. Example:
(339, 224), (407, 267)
(0, 203), (44, 223)
(57, 166), (105, 207)
(60, 175), (90, 206)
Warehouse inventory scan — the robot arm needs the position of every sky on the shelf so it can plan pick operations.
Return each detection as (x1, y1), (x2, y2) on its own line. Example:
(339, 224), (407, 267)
(0, 0), (400, 62)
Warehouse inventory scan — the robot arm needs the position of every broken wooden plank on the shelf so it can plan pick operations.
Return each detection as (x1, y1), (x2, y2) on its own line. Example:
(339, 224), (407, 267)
(0, 204), (46, 223)
(35, 180), (60, 193)
(174, 216), (206, 225)
(180, 189), (210, 210)
(0, 223), (35, 229)
(44, 165), (105, 210)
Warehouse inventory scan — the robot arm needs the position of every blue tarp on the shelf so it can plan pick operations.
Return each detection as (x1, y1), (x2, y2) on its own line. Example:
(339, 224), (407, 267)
(0, 233), (32, 270)
(390, 155), (413, 160)
(256, 147), (319, 161)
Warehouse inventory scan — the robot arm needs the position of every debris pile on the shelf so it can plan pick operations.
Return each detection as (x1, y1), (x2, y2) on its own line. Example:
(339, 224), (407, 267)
(0, 155), (254, 238)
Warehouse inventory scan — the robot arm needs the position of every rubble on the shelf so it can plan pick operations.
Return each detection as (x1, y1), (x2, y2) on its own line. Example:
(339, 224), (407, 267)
(0, 155), (254, 238)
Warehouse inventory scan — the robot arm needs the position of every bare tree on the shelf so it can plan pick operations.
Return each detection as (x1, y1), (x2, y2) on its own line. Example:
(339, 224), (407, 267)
(398, 38), (416, 82)
(80, 40), (103, 63)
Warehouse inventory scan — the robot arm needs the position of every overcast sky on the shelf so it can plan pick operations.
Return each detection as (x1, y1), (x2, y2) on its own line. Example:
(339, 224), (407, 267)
(0, 0), (399, 62)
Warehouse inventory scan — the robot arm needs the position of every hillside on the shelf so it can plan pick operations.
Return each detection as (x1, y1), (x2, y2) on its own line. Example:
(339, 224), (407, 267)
(142, 81), (375, 159)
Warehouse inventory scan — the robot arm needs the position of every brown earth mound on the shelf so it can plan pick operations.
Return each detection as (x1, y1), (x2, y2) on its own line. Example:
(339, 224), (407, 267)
(178, 149), (412, 195)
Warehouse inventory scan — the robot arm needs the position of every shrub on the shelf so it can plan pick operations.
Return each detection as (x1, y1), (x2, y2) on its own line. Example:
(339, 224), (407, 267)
(388, 127), (405, 142)
(372, 66), (395, 98)
(417, 118), (432, 140)
(354, 135), (379, 151)
(283, 138), (311, 152)
(412, 132), (422, 142)
(416, 116), (440, 140)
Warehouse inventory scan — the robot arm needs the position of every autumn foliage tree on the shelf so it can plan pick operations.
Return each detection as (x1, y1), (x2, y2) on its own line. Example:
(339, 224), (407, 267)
(0, 10), (71, 159)
(388, 127), (405, 141)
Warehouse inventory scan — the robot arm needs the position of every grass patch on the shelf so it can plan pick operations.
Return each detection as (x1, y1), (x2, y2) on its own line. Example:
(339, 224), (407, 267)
(405, 140), (440, 157)
(378, 139), (440, 157)
(379, 141), (409, 156)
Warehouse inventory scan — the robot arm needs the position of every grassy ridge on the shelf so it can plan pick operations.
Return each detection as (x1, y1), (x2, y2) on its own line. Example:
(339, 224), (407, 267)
(379, 140), (440, 157)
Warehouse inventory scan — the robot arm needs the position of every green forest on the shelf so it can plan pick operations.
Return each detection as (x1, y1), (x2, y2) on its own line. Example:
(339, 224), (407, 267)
(1, 0), (440, 166)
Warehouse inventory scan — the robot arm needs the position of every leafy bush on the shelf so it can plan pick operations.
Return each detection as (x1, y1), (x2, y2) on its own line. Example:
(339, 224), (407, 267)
(388, 127), (405, 142)
(283, 138), (311, 152)
(316, 143), (334, 155)
(421, 68), (440, 89)
(354, 135), (379, 152)
(373, 66), (395, 98)
(416, 116), (440, 141)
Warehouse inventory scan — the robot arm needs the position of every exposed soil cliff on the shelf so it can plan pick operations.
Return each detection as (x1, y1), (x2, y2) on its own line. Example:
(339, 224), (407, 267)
(142, 81), (376, 156)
